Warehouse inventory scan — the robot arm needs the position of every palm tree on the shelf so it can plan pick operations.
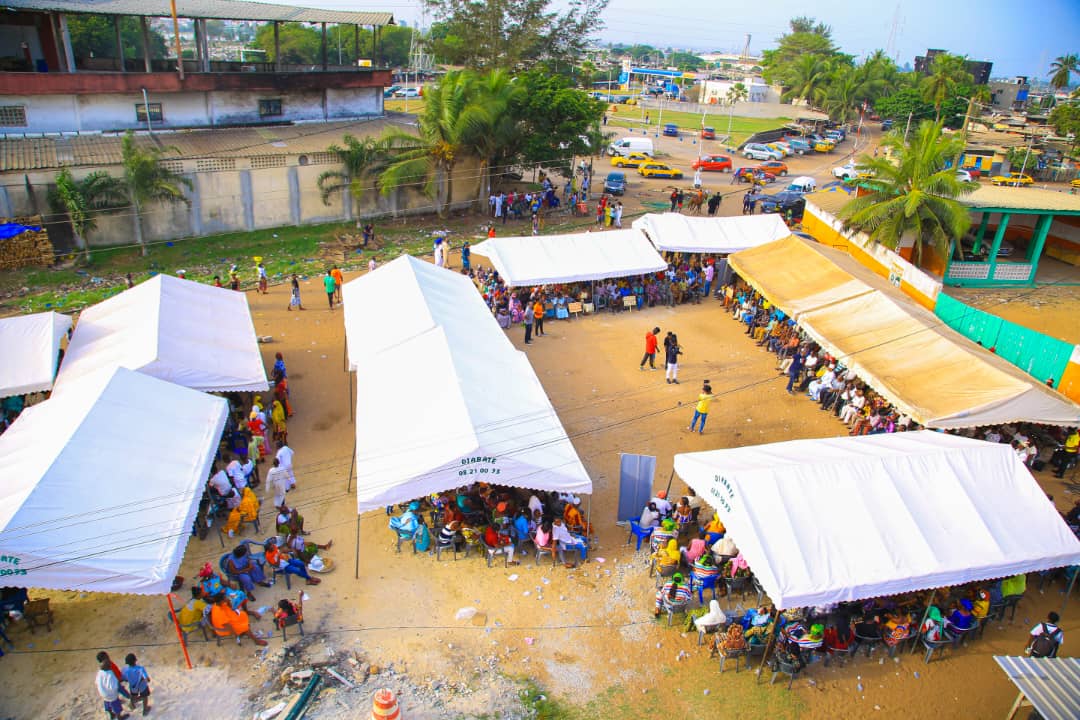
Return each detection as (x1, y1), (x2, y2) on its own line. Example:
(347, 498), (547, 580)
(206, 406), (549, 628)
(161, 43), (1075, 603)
(316, 134), (388, 223)
(838, 120), (976, 265)
(725, 82), (749, 105)
(120, 132), (192, 256)
(781, 54), (828, 105)
(921, 54), (973, 121)
(378, 71), (484, 217)
(459, 69), (523, 207)
(1049, 54), (1079, 91)
(47, 168), (125, 260)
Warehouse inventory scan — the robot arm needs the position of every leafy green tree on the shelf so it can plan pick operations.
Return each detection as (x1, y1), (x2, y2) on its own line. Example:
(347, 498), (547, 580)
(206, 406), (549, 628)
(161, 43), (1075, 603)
(47, 169), (125, 259)
(425, 0), (609, 69)
(251, 23), (321, 64)
(788, 16), (833, 36)
(506, 69), (605, 172)
(1048, 103), (1080, 150)
(839, 120), (975, 264)
(921, 54), (973, 121)
(119, 132), (192, 256)
(317, 135), (389, 221)
(761, 16), (840, 82)
(780, 55), (830, 104)
(725, 83), (749, 105)
(1049, 54), (1079, 90)
(66, 15), (167, 63)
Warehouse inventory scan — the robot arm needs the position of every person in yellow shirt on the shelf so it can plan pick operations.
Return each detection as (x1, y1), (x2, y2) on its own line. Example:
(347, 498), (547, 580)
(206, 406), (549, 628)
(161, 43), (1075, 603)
(174, 587), (207, 629)
(1053, 427), (1078, 478)
(689, 383), (715, 434)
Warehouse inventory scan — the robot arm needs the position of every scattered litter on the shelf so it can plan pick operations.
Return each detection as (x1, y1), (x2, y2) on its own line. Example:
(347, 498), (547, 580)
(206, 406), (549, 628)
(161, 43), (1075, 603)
(524, 637), (535, 646)
(594, 557), (605, 563)
(541, 578), (550, 585)
(326, 668), (355, 689)
(256, 606), (271, 615)
(455, 607), (478, 621)
(320, 354), (327, 359)
(523, 591), (531, 597)
(507, 574), (519, 582)
(703, 689), (710, 696)
(255, 701), (286, 720)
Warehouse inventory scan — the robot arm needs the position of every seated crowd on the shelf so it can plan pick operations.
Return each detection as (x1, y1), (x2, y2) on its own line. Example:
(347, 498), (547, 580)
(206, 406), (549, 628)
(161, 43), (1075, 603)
(388, 484), (594, 569)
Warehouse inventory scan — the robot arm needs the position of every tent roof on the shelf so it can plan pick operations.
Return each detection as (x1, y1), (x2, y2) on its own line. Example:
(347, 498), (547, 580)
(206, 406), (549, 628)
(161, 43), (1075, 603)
(729, 237), (1080, 428)
(995, 656), (1080, 720)
(0, 311), (71, 397)
(344, 257), (592, 513)
(675, 431), (1080, 610)
(0, 367), (227, 595)
(2, 1), (394, 26)
(632, 213), (791, 254)
(55, 275), (268, 393)
(470, 229), (667, 287)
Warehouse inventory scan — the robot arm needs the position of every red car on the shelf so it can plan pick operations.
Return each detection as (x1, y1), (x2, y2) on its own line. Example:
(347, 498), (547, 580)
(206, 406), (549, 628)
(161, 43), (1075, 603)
(733, 167), (776, 185)
(755, 160), (789, 176)
(692, 154), (732, 172)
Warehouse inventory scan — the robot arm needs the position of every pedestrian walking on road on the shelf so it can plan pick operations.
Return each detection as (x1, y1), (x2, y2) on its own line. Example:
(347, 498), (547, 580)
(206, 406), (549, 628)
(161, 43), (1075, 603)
(523, 295), (534, 345)
(665, 333), (682, 384)
(640, 327), (660, 370)
(288, 274), (303, 311)
(689, 384), (715, 433)
(323, 270), (336, 310)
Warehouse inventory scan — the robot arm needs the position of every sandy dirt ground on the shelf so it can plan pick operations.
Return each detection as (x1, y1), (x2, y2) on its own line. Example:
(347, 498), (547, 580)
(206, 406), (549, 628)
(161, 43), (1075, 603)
(1, 251), (1077, 720)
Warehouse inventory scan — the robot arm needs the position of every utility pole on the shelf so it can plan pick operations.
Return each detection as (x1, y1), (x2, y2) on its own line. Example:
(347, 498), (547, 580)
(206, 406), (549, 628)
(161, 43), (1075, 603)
(1016, 133), (1034, 187)
(903, 111), (913, 141)
(170, 0), (184, 80)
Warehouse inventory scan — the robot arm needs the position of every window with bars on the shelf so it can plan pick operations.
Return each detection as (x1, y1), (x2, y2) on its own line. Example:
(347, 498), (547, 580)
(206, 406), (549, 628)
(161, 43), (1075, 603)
(258, 98), (283, 117)
(135, 103), (163, 123)
(0, 106), (28, 126)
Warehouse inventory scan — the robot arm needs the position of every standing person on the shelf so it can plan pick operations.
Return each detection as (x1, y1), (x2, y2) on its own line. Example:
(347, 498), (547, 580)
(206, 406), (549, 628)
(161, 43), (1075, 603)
(288, 274), (304, 311)
(614, 202), (623, 228)
(229, 265), (240, 291)
(533, 295), (546, 337)
(1027, 611), (1065, 657)
(276, 441), (296, 491)
(368, 255), (377, 272)
(676, 189), (685, 213)
(640, 327), (661, 371)
(665, 333), (682, 384)
(266, 458), (290, 508)
(122, 654), (151, 716)
(330, 265), (344, 303)
(669, 189), (678, 212)
(126, 273), (135, 289)
(361, 223), (374, 247)
(689, 383), (715, 434)
(95, 652), (129, 720)
(257, 263), (268, 294)
(742, 192), (751, 214)
(434, 237), (446, 268)
(523, 295), (534, 345)
(213, 275), (223, 288)
(785, 350), (806, 394)
(323, 270), (336, 310)
(703, 261), (715, 299)
(707, 192), (721, 216)
(1052, 427), (1078, 478)
(461, 241), (472, 272)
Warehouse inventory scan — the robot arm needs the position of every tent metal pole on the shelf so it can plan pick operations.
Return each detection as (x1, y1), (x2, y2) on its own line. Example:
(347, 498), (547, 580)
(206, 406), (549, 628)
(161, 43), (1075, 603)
(347, 434), (356, 492)
(354, 514), (361, 579)
(911, 588), (936, 655)
(166, 594), (193, 670)
(349, 371), (354, 424)
(586, 494), (592, 539)
(663, 468), (674, 498)
(1062, 569), (1078, 614)
(754, 607), (779, 683)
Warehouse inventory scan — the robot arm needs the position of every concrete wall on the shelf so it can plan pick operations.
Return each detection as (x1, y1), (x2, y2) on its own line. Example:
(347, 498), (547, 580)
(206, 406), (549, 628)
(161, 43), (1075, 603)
(0, 87), (381, 133)
(0, 153), (483, 247)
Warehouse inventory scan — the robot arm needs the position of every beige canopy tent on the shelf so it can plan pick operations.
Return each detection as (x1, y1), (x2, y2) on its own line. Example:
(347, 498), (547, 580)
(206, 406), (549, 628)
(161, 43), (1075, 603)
(729, 237), (1080, 428)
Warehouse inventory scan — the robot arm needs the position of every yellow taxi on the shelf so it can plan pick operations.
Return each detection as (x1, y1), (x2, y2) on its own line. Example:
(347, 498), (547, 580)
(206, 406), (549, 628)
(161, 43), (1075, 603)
(1070, 178), (1080, 189)
(611, 152), (651, 169)
(638, 162), (684, 179)
(812, 139), (835, 153)
(990, 173), (1034, 187)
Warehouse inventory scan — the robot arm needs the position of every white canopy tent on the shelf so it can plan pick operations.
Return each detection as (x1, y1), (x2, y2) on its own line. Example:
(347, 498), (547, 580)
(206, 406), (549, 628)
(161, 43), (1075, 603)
(632, 213), (791, 254)
(470, 229), (667, 287)
(0, 367), (228, 595)
(0, 311), (71, 397)
(343, 256), (592, 513)
(54, 274), (267, 393)
(674, 431), (1080, 610)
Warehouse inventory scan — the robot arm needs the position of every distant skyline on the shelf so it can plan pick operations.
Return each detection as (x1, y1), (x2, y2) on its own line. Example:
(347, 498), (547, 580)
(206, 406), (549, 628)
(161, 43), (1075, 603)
(264, 0), (1078, 81)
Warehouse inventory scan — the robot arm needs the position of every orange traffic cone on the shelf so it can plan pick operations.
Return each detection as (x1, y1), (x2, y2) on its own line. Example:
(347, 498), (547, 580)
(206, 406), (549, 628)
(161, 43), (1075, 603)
(371, 688), (401, 720)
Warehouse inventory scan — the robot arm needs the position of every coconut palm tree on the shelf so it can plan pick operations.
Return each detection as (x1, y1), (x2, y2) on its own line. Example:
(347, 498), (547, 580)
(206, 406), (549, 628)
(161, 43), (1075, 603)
(120, 132), (192, 256)
(781, 54), (829, 105)
(316, 134), (389, 223)
(725, 82), (749, 105)
(838, 120), (976, 265)
(921, 54), (973, 121)
(1049, 54), (1079, 91)
(47, 168), (125, 260)
(460, 69), (523, 207)
(377, 70), (489, 217)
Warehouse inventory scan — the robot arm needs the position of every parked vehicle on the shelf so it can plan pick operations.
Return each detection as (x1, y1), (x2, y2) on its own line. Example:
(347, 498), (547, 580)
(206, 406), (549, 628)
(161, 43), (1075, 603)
(733, 167), (776, 185)
(756, 160), (789, 177)
(608, 137), (655, 157)
(759, 191), (807, 217)
(638, 162), (683, 179)
(960, 237), (1015, 260)
(807, 134), (836, 151)
(786, 138), (811, 155)
(604, 172), (627, 195)
(881, 118), (894, 130)
(956, 170), (974, 183)
(663, 123), (679, 137)
(832, 162), (873, 181)
(766, 142), (791, 157)
(742, 143), (782, 161)
(701, 126), (716, 139)
(786, 176), (817, 193)
(990, 172), (1033, 186)
(394, 87), (420, 98)
(383, 85), (402, 98)
(1071, 178), (1080, 189)
(611, 152), (651, 169)
(692, 154), (733, 172)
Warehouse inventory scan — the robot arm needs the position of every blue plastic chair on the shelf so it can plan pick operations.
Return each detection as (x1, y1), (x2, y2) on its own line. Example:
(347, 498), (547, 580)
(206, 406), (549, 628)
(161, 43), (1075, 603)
(706, 531), (724, 546)
(627, 521), (654, 551)
(693, 574), (720, 604)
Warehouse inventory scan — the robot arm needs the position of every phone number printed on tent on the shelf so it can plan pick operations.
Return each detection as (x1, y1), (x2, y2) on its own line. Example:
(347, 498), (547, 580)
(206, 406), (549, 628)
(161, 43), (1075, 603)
(710, 475), (735, 513)
(459, 456), (501, 477)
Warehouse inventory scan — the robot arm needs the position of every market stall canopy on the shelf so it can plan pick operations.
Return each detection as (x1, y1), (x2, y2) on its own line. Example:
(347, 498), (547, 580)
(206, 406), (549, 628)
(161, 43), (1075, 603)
(994, 656), (1080, 720)
(343, 256), (592, 513)
(55, 274), (268, 393)
(0, 311), (71, 397)
(470, 229), (667, 287)
(632, 213), (791, 254)
(675, 432), (1080, 610)
(0, 367), (227, 595)
(729, 237), (1080, 428)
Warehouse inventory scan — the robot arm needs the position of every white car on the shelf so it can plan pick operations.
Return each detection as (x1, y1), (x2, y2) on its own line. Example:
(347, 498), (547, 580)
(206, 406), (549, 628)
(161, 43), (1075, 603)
(956, 170), (974, 183)
(743, 143), (782, 161)
(831, 162), (859, 181)
(393, 87), (420, 98)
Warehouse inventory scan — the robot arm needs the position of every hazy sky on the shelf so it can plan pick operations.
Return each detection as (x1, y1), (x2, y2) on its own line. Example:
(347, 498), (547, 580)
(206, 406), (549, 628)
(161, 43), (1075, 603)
(269, 0), (1078, 80)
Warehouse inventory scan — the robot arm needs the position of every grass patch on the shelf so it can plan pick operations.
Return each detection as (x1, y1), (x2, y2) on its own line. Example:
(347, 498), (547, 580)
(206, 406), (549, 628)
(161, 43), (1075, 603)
(384, 98), (426, 114)
(607, 112), (790, 148)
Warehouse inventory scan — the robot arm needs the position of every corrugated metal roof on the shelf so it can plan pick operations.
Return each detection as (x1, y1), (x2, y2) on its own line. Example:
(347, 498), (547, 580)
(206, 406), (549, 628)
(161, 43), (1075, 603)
(1, 1), (393, 26)
(960, 185), (1080, 213)
(0, 118), (399, 170)
(804, 187), (854, 217)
